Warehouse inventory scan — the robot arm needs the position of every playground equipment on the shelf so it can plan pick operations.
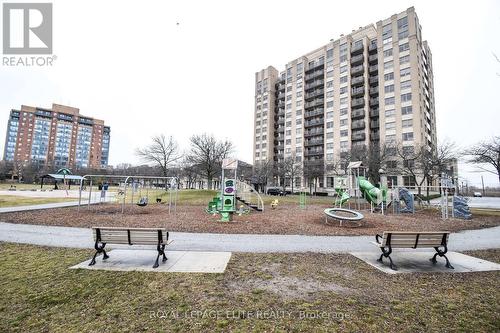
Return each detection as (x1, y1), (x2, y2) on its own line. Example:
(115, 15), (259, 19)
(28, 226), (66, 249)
(299, 191), (307, 209)
(207, 159), (264, 222)
(324, 208), (364, 226)
(396, 187), (415, 213)
(358, 176), (388, 212)
(271, 199), (279, 209)
(78, 175), (178, 214)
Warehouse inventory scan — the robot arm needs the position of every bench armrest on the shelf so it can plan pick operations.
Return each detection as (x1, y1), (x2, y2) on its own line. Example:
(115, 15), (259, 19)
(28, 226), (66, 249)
(375, 234), (382, 244)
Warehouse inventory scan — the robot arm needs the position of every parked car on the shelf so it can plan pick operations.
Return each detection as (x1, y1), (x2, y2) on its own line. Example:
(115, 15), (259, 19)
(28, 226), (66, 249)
(473, 192), (482, 198)
(266, 187), (285, 196)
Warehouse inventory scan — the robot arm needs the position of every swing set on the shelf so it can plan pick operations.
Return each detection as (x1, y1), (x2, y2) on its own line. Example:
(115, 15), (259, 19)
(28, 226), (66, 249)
(78, 175), (178, 214)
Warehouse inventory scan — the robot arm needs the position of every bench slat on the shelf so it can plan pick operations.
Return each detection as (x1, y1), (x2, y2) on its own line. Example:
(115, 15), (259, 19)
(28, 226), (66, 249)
(92, 227), (168, 245)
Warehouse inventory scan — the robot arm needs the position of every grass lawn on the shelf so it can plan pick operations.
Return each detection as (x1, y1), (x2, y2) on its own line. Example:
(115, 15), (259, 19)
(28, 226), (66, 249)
(0, 243), (498, 332)
(0, 195), (76, 208)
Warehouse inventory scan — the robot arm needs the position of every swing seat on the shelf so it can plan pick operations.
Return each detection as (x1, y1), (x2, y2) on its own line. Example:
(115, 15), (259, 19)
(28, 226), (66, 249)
(137, 197), (148, 207)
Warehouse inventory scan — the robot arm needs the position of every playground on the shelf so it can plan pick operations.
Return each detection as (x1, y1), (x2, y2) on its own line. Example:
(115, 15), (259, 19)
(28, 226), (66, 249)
(1, 197), (499, 236)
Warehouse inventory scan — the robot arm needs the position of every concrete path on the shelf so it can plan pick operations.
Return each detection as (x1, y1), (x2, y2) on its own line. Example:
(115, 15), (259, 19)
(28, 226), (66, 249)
(1, 222), (499, 253)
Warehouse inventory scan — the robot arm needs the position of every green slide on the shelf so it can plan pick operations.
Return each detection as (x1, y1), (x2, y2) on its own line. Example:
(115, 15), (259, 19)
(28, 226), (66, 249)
(357, 176), (386, 205)
(334, 188), (350, 206)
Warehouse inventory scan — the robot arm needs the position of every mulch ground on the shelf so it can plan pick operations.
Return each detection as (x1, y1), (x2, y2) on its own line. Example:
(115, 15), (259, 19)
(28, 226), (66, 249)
(1, 203), (499, 236)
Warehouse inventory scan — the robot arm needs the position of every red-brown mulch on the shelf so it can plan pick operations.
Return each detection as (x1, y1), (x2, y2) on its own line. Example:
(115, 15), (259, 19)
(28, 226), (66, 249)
(1, 203), (499, 236)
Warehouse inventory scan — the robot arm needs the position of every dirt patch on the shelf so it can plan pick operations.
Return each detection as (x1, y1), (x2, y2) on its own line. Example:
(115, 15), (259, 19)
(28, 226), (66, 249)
(0, 203), (499, 236)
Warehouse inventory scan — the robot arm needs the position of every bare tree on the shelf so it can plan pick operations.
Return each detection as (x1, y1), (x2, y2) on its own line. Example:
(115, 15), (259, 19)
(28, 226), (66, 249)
(284, 156), (303, 194)
(180, 158), (202, 189)
(251, 160), (273, 193)
(464, 136), (500, 183)
(303, 159), (323, 194)
(136, 135), (182, 177)
(187, 133), (234, 189)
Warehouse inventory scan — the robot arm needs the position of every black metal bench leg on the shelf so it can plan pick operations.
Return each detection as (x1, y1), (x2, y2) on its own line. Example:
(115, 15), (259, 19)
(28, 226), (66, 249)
(443, 254), (454, 269)
(430, 252), (438, 264)
(378, 246), (397, 270)
(89, 251), (99, 266)
(377, 253), (384, 262)
(89, 242), (107, 266)
(430, 246), (454, 269)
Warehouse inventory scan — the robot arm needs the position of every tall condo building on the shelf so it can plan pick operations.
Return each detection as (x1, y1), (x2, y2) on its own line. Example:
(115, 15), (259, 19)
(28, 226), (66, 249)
(3, 103), (110, 169)
(254, 7), (436, 191)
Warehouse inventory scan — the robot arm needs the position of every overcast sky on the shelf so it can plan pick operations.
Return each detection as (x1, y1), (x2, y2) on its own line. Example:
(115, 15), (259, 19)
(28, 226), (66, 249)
(1, 0), (499, 186)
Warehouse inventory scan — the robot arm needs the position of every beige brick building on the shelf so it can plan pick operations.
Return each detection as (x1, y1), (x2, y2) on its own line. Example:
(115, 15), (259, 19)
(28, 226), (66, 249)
(254, 7), (436, 191)
(3, 103), (110, 169)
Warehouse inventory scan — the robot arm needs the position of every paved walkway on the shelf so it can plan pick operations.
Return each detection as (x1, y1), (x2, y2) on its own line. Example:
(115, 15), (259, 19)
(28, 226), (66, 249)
(1, 222), (499, 253)
(0, 193), (115, 213)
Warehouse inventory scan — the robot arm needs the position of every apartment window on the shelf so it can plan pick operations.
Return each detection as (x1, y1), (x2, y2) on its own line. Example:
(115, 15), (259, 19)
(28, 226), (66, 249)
(382, 23), (392, 40)
(285, 139), (291, 145)
(326, 90), (334, 98)
(385, 108), (395, 118)
(296, 109), (302, 116)
(399, 43), (409, 52)
(402, 132), (414, 141)
(398, 16), (409, 40)
(326, 142), (334, 149)
(326, 81), (334, 88)
(401, 80), (411, 90)
(385, 121), (396, 130)
(339, 86), (347, 94)
(385, 97), (395, 105)
(387, 175), (398, 187)
(286, 121), (292, 127)
(353, 39), (363, 48)
(296, 91), (302, 98)
(340, 97), (347, 105)
(383, 49), (393, 58)
(340, 54), (347, 63)
(262, 143), (267, 148)
(401, 93), (412, 102)
(296, 137), (302, 143)
(255, 152), (260, 157)
(326, 70), (334, 78)
(340, 108), (348, 116)
(403, 175), (416, 187)
(399, 69), (410, 78)
(386, 134), (396, 142)
(384, 84), (394, 93)
(296, 118), (302, 125)
(327, 48), (333, 59)
(340, 65), (347, 74)
(402, 119), (413, 128)
(401, 105), (413, 115)
(340, 75), (348, 84)
(340, 141), (348, 149)
(286, 95), (292, 101)
(262, 134), (267, 140)
(386, 161), (398, 169)
(296, 128), (302, 134)
(384, 72), (394, 81)
(327, 101), (334, 108)
(400, 55), (410, 64)
(340, 119), (348, 126)
(340, 130), (348, 137)
(340, 43), (347, 54)
(326, 111), (334, 119)
(286, 103), (292, 110)
(296, 100), (302, 107)
(326, 121), (333, 129)
(297, 63), (303, 72)
(326, 132), (334, 139)
(255, 144), (260, 149)
(384, 60), (393, 70)
(326, 153), (334, 161)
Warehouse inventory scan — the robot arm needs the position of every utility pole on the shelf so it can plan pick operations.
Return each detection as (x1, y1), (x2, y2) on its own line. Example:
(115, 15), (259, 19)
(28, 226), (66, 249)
(481, 175), (485, 196)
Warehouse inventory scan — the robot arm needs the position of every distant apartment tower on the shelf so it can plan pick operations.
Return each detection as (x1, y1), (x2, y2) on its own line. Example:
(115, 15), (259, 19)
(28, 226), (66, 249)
(254, 7), (436, 190)
(3, 103), (110, 169)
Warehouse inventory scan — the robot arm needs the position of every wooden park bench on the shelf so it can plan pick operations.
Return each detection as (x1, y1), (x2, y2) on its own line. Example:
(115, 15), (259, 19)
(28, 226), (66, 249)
(372, 231), (454, 271)
(89, 227), (172, 268)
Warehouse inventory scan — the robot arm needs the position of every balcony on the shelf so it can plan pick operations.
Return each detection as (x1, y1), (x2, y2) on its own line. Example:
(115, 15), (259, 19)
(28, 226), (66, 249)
(304, 138), (324, 147)
(305, 89), (324, 100)
(369, 65), (378, 73)
(351, 120), (366, 130)
(351, 132), (366, 141)
(370, 120), (379, 129)
(351, 43), (364, 55)
(369, 109), (379, 118)
(370, 131), (380, 141)
(368, 42), (377, 53)
(351, 98), (365, 109)
(278, 101), (285, 108)
(351, 109), (365, 119)
(369, 87), (379, 96)
(305, 70), (324, 82)
(304, 128), (324, 137)
(351, 76), (364, 86)
(369, 97), (379, 106)
(277, 92), (285, 99)
(305, 80), (324, 90)
(351, 65), (364, 75)
(304, 149), (324, 157)
(351, 87), (365, 97)
(304, 118), (324, 127)
(305, 98), (324, 109)
(278, 84), (285, 92)
(350, 54), (364, 66)
(369, 76), (379, 86)
(304, 108), (324, 118)
(368, 54), (378, 63)
(305, 61), (325, 73)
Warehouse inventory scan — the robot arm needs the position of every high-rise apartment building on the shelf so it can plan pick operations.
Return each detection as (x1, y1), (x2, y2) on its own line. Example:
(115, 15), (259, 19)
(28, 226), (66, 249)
(3, 103), (110, 169)
(254, 7), (436, 191)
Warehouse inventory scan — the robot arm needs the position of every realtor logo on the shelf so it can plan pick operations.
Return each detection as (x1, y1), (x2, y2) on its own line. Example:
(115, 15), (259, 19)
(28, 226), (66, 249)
(3, 3), (52, 54)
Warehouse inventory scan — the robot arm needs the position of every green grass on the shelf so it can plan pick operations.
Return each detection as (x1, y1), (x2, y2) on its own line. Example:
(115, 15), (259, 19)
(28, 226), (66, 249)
(0, 195), (76, 208)
(0, 243), (498, 332)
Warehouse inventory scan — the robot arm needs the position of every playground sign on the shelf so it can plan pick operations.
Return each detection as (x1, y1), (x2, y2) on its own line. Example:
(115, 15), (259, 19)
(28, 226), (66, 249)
(222, 158), (238, 170)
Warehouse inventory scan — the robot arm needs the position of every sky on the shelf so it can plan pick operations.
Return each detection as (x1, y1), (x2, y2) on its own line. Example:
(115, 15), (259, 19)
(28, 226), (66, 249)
(0, 0), (499, 187)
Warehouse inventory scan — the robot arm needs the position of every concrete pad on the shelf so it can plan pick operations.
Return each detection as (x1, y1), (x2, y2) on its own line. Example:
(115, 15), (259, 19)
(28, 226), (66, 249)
(70, 249), (232, 273)
(350, 251), (500, 274)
